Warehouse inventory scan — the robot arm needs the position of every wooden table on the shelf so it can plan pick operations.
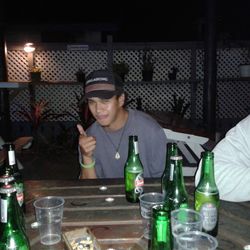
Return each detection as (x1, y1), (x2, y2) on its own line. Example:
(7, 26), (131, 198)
(24, 178), (250, 250)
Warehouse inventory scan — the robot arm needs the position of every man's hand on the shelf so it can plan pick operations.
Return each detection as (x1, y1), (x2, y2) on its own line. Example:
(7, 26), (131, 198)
(77, 124), (97, 179)
(77, 124), (96, 164)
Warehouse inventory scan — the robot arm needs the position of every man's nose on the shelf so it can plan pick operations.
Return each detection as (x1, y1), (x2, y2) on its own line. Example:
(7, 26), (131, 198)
(95, 102), (103, 113)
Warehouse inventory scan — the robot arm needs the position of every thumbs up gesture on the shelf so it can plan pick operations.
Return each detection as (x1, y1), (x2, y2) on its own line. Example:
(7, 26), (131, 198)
(77, 124), (96, 160)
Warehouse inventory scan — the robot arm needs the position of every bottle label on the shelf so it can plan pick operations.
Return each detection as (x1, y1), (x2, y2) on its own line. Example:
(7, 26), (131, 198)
(15, 183), (24, 207)
(1, 199), (7, 223)
(134, 141), (139, 155)
(134, 173), (144, 194)
(170, 163), (174, 181)
(200, 203), (217, 231)
(8, 151), (16, 165)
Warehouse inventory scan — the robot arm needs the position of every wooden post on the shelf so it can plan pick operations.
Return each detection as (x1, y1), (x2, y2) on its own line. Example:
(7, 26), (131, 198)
(203, 0), (217, 140)
(0, 25), (11, 141)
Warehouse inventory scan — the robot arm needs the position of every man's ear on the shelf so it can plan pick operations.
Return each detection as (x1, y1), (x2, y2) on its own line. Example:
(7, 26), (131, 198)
(118, 93), (125, 107)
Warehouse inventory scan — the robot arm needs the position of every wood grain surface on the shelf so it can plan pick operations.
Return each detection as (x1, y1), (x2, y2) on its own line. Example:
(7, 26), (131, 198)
(24, 178), (250, 250)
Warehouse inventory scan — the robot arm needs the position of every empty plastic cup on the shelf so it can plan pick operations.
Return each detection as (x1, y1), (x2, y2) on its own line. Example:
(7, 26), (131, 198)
(171, 208), (203, 249)
(176, 231), (218, 250)
(33, 196), (65, 245)
(139, 192), (164, 239)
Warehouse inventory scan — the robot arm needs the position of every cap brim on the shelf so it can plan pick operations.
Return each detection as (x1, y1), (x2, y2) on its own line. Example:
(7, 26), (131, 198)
(85, 90), (120, 99)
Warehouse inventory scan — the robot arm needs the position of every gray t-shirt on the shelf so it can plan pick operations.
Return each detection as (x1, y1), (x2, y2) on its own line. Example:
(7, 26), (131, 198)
(86, 109), (168, 178)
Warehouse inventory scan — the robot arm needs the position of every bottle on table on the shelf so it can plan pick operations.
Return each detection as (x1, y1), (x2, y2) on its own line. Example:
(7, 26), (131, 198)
(165, 155), (189, 210)
(0, 184), (30, 250)
(150, 204), (172, 250)
(0, 175), (26, 231)
(195, 151), (219, 237)
(124, 135), (144, 203)
(3, 143), (25, 212)
(161, 142), (178, 199)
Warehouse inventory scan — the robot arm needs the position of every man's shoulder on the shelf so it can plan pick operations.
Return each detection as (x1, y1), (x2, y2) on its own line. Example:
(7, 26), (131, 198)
(130, 109), (159, 125)
(128, 109), (165, 138)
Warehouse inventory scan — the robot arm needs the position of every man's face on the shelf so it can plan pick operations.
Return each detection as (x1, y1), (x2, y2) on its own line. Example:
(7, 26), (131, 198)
(87, 94), (125, 128)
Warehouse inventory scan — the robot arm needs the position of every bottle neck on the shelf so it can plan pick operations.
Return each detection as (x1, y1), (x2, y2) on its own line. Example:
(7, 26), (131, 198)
(151, 205), (171, 249)
(170, 158), (185, 187)
(7, 149), (16, 166)
(200, 155), (216, 185)
(164, 143), (178, 171)
(128, 136), (139, 157)
(5, 146), (18, 175)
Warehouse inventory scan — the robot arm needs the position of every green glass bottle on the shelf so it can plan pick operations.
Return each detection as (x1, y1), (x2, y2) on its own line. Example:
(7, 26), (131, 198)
(4, 143), (25, 211)
(161, 142), (178, 199)
(166, 155), (189, 210)
(195, 151), (219, 237)
(0, 175), (26, 231)
(150, 204), (171, 250)
(124, 135), (144, 203)
(0, 184), (30, 250)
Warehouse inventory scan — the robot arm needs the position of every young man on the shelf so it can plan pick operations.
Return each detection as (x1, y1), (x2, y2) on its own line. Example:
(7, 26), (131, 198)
(195, 115), (250, 202)
(77, 69), (168, 179)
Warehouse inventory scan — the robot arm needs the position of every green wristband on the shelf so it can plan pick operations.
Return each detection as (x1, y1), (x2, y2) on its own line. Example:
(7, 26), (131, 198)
(80, 159), (95, 169)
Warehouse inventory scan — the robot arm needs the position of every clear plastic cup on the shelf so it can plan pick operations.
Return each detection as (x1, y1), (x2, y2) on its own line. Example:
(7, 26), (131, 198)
(139, 192), (164, 239)
(32, 196), (65, 245)
(171, 208), (203, 249)
(176, 231), (218, 250)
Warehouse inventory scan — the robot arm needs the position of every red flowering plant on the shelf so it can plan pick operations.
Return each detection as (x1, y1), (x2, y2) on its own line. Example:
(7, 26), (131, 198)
(16, 99), (65, 131)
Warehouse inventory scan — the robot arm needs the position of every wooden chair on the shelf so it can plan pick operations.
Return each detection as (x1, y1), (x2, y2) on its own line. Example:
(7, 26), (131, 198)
(163, 128), (211, 176)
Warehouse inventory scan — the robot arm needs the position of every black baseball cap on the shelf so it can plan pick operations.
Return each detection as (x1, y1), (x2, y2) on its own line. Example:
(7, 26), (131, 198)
(84, 69), (124, 99)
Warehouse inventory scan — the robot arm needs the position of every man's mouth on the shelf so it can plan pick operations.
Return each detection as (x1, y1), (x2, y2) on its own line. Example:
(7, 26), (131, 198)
(96, 114), (108, 122)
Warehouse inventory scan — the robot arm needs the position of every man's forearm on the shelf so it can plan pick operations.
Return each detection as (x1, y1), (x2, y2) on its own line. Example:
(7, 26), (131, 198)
(80, 168), (97, 179)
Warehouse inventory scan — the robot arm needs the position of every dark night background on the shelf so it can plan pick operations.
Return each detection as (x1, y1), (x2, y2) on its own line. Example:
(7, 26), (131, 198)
(1, 0), (250, 42)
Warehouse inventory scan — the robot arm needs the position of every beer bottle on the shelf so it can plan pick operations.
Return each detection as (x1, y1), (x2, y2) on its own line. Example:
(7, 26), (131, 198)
(161, 142), (178, 199)
(166, 155), (189, 210)
(0, 175), (26, 231)
(3, 143), (25, 211)
(0, 184), (30, 250)
(195, 151), (219, 237)
(124, 135), (144, 203)
(150, 204), (171, 250)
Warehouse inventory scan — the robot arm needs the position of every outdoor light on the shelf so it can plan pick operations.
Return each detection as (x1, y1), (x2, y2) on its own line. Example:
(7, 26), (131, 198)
(24, 43), (35, 53)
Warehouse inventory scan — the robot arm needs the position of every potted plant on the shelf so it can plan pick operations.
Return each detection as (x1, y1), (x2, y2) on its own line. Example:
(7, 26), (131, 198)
(141, 49), (155, 81)
(168, 67), (179, 80)
(16, 99), (66, 145)
(30, 65), (42, 82)
(112, 61), (129, 81)
(75, 68), (86, 83)
(170, 93), (190, 127)
(239, 47), (250, 78)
